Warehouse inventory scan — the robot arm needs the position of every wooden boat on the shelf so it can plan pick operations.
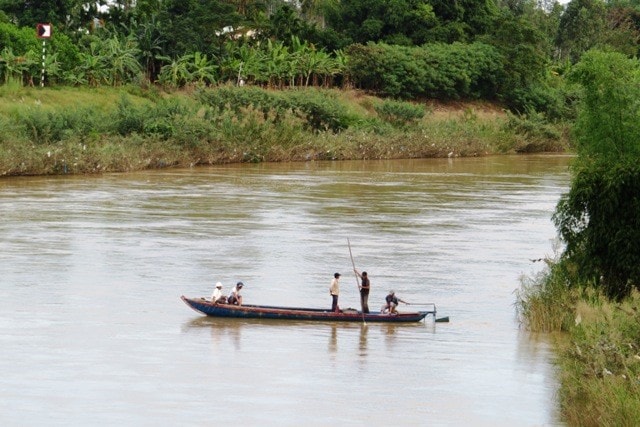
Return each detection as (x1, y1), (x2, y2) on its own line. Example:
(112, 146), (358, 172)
(181, 296), (436, 323)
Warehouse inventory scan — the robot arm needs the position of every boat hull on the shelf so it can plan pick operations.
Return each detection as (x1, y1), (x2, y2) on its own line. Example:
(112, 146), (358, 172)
(181, 296), (432, 323)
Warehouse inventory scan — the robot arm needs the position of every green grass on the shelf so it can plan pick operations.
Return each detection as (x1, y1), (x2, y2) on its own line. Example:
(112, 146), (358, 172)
(0, 85), (569, 176)
(518, 264), (640, 426)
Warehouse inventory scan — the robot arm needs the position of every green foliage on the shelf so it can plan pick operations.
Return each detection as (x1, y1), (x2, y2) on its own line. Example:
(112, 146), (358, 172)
(159, 0), (242, 58)
(558, 289), (640, 425)
(374, 99), (425, 127)
(14, 107), (68, 144)
(503, 109), (562, 152)
(505, 78), (580, 121)
(328, 0), (497, 44)
(554, 160), (640, 300)
(197, 85), (351, 133)
(101, 33), (143, 86)
(287, 89), (351, 132)
(516, 258), (577, 333)
(157, 55), (193, 88)
(346, 42), (502, 99)
(0, 0), (73, 28)
(556, 0), (607, 63)
(48, 31), (81, 81)
(553, 50), (640, 300)
(114, 95), (145, 136)
(484, 12), (549, 101)
(0, 22), (40, 54)
(568, 50), (640, 160)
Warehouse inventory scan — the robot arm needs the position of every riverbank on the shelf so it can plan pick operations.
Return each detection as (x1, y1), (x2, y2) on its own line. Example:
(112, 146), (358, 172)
(518, 268), (640, 425)
(0, 84), (569, 177)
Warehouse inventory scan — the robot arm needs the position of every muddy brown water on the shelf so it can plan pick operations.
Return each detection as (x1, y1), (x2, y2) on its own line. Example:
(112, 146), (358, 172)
(0, 155), (570, 426)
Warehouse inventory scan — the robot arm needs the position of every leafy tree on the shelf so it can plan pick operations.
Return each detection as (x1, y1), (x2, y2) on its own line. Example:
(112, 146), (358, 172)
(346, 42), (502, 99)
(0, 21), (40, 54)
(600, 3), (640, 57)
(158, 0), (243, 58)
(328, 0), (498, 45)
(267, 4), (304, 43)
(328, 0), (439, 45)
(556, 0), (607, 63)
(123, 14), (169, 82)
(553, 50), (640, 299)
(483, 10), (550, 107)
(429, 0), (498, 40)
(300, 0), (340, 28)
(0, 0), (105, 33)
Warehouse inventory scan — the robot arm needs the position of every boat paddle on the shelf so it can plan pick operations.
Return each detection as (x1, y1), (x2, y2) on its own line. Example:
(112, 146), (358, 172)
(347, 237), (366, 325)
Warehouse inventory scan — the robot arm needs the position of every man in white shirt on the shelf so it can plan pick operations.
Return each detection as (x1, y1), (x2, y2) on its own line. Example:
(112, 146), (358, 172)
(228, 282), (244, 305)
(330, 273), (340, 312)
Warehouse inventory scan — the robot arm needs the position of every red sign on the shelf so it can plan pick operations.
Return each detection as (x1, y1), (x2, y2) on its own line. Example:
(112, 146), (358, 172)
(36, 23), (52, 39)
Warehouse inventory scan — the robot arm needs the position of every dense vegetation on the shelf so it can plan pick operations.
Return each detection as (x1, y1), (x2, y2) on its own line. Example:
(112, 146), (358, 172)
(1, 84), (558, 175)
(518, 50), (640, 425)
(0, 0), (638, 116)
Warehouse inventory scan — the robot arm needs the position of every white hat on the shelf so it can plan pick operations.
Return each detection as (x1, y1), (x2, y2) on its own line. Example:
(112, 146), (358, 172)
(215, 282), (222, 288)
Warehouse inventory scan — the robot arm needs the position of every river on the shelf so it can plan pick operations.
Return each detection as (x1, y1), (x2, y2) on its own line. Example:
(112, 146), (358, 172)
(0, 155), (570, 426)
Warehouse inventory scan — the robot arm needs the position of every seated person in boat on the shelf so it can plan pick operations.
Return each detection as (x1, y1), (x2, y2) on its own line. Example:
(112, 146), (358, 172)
(211, 282), (227, 304)
(382, 290), (406, 314)
(227, 282), (244, 305)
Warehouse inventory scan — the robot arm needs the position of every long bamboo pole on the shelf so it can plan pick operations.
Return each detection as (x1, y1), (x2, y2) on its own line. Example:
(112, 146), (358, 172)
(347, 237), (366, 325)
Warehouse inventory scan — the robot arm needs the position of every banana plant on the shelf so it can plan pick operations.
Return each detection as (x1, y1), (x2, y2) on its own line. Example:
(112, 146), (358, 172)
(101, 34), (142, 86)
(76, 42), (109, 87)
(189, 51), (218, 85)
(0, 47), (30, 84)
(158, 54), (193, 88)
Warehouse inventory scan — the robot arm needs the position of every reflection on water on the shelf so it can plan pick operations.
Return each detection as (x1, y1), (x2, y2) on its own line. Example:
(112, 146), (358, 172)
(358, 325), (367, 355)
(0, 155), (570, 426)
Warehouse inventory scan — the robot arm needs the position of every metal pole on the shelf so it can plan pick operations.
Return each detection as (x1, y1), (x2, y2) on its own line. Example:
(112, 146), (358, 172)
(41, 40), (46, 87)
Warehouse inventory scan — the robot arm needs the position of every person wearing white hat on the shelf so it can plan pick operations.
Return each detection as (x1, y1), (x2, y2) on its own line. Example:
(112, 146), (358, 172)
(211, 282), (226, 304)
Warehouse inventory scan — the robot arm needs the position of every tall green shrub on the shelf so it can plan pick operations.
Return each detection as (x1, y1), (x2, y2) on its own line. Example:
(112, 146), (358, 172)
(346, 42), (502, 100)
(553, 50), (640, 300)
(374, 99), (425, 127)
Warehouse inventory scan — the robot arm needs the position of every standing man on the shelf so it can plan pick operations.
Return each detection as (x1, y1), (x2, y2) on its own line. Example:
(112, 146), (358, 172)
(330, 273), (341, 312)
(354, 269), (370, 313)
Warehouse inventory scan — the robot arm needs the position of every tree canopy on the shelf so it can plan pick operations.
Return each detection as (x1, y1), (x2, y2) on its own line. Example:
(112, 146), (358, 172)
(554, 50), (640, 300)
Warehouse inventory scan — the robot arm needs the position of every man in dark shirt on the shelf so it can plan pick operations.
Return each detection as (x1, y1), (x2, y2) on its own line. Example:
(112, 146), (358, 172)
(355, 269), (370, 313)
(384, 290), (407, 314)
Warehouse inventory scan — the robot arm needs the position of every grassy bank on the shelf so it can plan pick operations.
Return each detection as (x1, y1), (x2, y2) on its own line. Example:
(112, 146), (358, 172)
(0, 84), (569, 176)
(518, 265), (640, 426)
